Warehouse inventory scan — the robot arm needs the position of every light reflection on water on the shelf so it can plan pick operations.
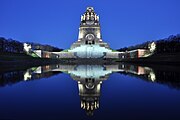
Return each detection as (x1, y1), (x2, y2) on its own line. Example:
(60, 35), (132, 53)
(0, 63), (180, 119)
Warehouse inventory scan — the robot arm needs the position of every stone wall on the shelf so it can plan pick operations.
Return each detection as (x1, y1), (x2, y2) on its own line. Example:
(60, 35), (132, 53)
(56, 52), (76, 58)
(105, 52), (120, 58)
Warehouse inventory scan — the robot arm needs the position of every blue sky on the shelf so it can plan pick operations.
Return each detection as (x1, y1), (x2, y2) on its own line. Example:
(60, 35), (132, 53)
(0, 0), (180, 49)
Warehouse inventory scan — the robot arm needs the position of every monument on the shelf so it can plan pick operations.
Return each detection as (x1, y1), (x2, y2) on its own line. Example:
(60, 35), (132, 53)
(70, 7), (109, 49)
(58, 7), (118, 59)
(24, 7), (155, 59)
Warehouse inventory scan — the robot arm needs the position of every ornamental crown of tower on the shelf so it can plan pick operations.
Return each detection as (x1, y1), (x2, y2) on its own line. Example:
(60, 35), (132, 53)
(80, 7), (100, 26)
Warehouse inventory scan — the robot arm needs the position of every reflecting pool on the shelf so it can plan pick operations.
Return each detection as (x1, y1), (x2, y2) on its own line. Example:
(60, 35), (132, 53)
(0, 63), (180, 120)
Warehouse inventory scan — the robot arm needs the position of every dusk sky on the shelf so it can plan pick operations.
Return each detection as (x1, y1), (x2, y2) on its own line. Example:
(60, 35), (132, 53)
(0, 0), (180, 49)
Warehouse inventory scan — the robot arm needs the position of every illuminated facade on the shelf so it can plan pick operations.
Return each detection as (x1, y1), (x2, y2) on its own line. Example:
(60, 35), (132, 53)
(71, 7), (109, 49)
(58, 7), (155, 59)
(68, 7), (112, 58)
(24, 7), (156, 59)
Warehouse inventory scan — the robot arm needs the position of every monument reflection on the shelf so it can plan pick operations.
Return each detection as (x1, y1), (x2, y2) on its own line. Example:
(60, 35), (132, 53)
(1, 63), (180, 116)
(42, 63), (156, 115)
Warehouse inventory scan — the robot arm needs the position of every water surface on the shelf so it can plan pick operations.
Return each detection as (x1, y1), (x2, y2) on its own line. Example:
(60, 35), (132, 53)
(0, 63), (180, 120)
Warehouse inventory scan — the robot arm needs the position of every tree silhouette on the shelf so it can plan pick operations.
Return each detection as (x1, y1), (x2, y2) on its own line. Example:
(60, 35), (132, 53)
(0, 37), (63, 54)
(117, 34), (180, 54)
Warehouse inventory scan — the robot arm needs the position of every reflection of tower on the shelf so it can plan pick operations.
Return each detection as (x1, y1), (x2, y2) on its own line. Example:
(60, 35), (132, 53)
(57, 64), (121, 116)
(78, 78), (101, 116)
(68, 65), (111, 116)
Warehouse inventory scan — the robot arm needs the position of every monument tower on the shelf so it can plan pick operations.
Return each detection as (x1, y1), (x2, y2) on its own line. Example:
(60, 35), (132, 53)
(71, 7), (109, 49)
(69, 7), (112, 58)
